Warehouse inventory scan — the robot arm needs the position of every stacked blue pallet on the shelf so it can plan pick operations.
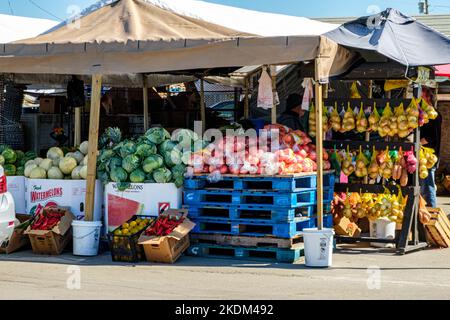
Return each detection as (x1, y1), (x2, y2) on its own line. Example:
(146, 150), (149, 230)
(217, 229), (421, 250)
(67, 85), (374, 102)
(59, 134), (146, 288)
(183, 172), (335, 263)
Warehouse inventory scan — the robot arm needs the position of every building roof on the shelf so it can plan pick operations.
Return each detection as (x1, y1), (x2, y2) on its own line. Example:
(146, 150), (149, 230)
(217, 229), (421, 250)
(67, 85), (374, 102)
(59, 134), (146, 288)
(315, 14), (450, 37)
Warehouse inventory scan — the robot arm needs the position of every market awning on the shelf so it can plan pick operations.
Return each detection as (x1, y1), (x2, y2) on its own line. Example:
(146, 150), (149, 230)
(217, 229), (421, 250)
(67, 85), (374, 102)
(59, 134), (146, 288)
(436, 64), (450, 77)
(325, 8), (450, 67)
(0, 0), (355, 82)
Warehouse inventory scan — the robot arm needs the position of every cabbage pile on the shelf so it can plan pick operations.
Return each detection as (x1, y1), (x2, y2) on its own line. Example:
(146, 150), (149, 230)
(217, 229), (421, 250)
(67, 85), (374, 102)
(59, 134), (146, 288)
(97, 127), (192, 187)
(0, 144), (37, 176)
(24, 141), (89, 180)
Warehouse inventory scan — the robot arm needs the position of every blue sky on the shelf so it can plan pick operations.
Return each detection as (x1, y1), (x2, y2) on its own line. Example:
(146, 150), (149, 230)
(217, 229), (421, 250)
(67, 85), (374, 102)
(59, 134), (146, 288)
(1, 0), (449, 21)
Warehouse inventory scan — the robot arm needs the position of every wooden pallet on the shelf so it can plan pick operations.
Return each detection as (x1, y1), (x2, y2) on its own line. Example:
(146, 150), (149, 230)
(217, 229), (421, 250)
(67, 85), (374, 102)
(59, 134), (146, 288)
(190, 233), (303, 249)
(425, 208), (450, 248)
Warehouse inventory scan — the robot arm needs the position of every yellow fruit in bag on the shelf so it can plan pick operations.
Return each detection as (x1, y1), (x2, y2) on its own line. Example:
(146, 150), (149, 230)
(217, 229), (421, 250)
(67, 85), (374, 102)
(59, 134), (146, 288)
(342, 104), (355, 132)
(309, 104), (316, 137)
(356, 105), (368, 133)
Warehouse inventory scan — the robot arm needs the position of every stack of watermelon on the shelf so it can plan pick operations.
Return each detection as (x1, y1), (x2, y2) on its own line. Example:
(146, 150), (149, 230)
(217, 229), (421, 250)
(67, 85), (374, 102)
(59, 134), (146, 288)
(0, 144), (37, 176)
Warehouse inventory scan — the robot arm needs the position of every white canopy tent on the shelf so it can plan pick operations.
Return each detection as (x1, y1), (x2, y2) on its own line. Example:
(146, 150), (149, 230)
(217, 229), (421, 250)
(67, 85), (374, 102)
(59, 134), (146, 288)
(0, 14), (58, 43)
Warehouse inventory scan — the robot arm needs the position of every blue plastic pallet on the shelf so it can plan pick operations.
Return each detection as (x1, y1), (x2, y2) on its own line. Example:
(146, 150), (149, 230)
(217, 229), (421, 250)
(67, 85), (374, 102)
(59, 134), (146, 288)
(184, 172), (335, 192)
(190, 217), (315, 238)
(186, 204), (317, 222)
(184, 188), (334, 208)
(187, 243), (304, 263)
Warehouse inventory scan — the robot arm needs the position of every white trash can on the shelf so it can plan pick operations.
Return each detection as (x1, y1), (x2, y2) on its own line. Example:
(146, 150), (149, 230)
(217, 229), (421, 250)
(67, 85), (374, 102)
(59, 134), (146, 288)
(72, 220), (102, 256)
(369, 218), (396, 248)
(302, 228), (335, 268)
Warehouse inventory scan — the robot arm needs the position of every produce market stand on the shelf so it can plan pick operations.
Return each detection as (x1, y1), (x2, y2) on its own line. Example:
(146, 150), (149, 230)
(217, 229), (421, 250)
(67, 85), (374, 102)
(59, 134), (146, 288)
(323, 96), (428, 254)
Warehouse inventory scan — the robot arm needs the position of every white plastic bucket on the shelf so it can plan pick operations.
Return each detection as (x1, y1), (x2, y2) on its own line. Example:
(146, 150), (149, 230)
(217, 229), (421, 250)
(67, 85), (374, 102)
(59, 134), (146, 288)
(369, 218), (396, 248)
(72, 220), (102, 256)
(302, 228), (335, 268)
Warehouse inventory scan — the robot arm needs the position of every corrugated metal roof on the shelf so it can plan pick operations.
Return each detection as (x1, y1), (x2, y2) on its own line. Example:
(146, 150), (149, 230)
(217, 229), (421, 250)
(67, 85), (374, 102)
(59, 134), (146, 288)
(315, 14), (450, 37)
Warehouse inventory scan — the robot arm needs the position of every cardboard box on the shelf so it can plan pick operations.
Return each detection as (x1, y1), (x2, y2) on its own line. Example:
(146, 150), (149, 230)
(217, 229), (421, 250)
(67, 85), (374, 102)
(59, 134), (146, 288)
(105, 182), (182, 231)
(7, 176), (26, 214)
(138, 209), (195, 264)
(25, 179), (102, 221)
(25, 207), (75, 255)
(334, 216), (361, 237)
(39, 96), (56, 113)
(0, 214), (31, 254)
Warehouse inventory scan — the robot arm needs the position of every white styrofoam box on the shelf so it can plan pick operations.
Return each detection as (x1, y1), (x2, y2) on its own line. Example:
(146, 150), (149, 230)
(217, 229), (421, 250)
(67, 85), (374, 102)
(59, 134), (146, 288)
(7, 176), (26, 214)
(25, 179), (103, 221)
(105, 183), (182, 231)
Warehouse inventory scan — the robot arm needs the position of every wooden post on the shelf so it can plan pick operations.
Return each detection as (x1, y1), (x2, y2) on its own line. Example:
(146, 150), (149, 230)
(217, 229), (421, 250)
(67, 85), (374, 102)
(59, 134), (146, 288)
(74, 107), (81, 146)
(143, 75), (149, 132)
(314, 59), (324, 231)
(200, 78), (206, 133)
(270, 66), (277, 124)
(84, 74), (102, 222)
(244, 77), (250, 119)
(364, 80), (373, 184)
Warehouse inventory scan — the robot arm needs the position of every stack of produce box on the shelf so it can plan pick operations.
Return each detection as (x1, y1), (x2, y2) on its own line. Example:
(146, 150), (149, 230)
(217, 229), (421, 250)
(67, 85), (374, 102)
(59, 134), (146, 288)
(183, 127), (335, 263)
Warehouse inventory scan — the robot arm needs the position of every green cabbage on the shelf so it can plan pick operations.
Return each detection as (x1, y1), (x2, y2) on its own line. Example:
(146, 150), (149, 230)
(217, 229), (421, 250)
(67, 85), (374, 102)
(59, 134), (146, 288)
(0, 145), (9, 154)
(99, 149), (115, 163)
(122, 154), (141, 173)
(142, 154), (164, 173)
(163, 148), (182, 167)
(119, 141), (137, 158)
(110, 167), (128, 182)
(130, 169), (146, 183)
(172, 129), (198, 150)
(171, 164), (186, 177)
(135, 142), (157, 158)
(152, 167), (173, 183)
(97, 170), (109, 183)
(145, 127), (170, 145)
(158, 140), (177, 154)
(108, 156), (123, 172)
(0, 155), (4, 166)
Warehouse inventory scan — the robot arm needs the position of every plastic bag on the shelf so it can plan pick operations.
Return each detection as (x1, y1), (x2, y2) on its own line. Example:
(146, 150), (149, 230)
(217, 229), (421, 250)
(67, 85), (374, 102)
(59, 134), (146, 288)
(356, 104), (368, 133)
(355, 146), (369, 178)
(368, 103), (380, 132)
(368, 147), (379, 180)
(342, 104), (355, 132)
(350, 81), (361, 99)
(330, 148), (342, 176)
(257, 69), (277, 110)
(341, 146), (355, 176)
(378, 102), (393, 137)
(330, 102), (342, 132)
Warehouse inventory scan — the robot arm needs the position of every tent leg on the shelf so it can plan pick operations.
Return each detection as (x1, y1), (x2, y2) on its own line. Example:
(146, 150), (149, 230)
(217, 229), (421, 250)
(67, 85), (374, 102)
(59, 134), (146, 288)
(270, 66), (277, 124)
(200, 78), (206, 133)
(85, 74), (102, 222)
(314, 60), (324, 231)
(244, 77), (250, 120)
(74, 107), (81, 146)
(143, 75), (149, 132)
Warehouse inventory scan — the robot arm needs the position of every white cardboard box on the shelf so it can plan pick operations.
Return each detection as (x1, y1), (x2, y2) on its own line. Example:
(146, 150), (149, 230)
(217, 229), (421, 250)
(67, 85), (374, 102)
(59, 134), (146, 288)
(105, 183), (182, 231)
(25, 179), (103, 221)
(7, 176), (26, 214)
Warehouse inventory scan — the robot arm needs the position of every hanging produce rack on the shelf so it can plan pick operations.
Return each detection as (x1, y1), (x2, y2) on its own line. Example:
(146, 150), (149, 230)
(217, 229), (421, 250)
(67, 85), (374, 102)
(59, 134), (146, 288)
(321, 97), (428, 254)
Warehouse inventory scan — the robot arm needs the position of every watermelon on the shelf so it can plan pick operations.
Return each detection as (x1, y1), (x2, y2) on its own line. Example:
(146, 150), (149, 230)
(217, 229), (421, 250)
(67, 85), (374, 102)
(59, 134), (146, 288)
(107, 194), (144, 231)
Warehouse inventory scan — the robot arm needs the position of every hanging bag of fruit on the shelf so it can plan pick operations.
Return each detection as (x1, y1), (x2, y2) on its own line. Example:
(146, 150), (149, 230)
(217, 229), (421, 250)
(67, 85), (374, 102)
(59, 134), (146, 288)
(422, 146), (438, 169)
(322, 106), (330, 135)
(341, 146), (355, 176)
(420, 97), (438, 120)
(419, 147), (430, 179)
(378, 147), (393, 180)
(330, 102), (342, 132)
(342, 103), (356, 132)
(355, 146), (369, 178)
(405, 98), (420, 130)
(368, 103), (380, 132)
(395, 103), (410, 138)
(330, 147), (342, 176)
(356, 103), (368, 133)
(378, 103), (393, 137)
(368, 147), (380, 180)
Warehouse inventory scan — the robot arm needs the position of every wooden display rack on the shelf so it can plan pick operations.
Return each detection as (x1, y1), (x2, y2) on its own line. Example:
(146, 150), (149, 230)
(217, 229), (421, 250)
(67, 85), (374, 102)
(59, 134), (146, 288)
(323, 97), (428, 255)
